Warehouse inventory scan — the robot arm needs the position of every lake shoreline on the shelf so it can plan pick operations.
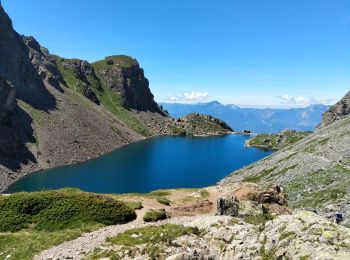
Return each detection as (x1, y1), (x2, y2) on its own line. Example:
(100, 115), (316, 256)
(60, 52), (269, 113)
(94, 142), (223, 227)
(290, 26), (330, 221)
(5, 133), (271, 194)
(3, 132), (237, 194)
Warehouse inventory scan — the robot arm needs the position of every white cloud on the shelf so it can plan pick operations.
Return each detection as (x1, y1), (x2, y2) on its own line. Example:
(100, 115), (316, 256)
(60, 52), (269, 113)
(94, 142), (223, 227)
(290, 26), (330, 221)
(166, 91), (209, 103)
(278, 94), (336, 106)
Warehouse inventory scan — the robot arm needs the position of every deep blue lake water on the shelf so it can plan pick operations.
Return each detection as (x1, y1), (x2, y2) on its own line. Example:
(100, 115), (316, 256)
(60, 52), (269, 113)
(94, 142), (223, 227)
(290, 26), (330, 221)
(7, 135), (272, 194)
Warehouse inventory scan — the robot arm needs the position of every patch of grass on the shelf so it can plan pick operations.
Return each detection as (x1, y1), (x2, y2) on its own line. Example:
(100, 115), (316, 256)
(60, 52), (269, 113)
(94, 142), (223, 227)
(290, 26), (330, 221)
(285, 164), (350, 209)
(99, 88), (151, 136)
(89, 248), (121, 260)
(279, 231), (296, 240)
(243, 166), (278, 183)
(156, 197), (171, 206)
(148, 190), (171, 197)
(0, 189), (136, 232)
(17, 100), (46, 126)
(199, 190), (210, 198)
(302, 137), (329, 154)
(108, 224), (199, 246)
(0, 225), (100, 260)
(248, 130), (310, 150)
(92, 55), (138, 70)
(277, 152), (297, 163)
(143, 209), (168, 222)
(259, 247), (276, 260)
(107, 224), (200, 259)
(268, 164), (298, 180)
(125, 201), (143, 210)
(243, 213), (273, 226)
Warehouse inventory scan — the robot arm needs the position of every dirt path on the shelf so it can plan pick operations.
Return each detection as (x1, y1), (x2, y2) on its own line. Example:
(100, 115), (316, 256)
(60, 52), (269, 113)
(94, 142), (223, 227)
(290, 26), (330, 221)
(34, 215), (202, 260)
(34, 185), (244, 259)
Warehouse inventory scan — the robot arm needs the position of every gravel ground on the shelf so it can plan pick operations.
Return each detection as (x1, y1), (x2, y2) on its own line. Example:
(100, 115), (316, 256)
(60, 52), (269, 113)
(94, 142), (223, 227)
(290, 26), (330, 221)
(34, 215), (203, 260)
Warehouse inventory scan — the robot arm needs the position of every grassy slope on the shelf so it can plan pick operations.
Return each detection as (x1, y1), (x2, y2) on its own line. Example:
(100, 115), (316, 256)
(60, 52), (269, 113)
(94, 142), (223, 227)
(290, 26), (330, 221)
(0, 189), (137, 259)
(247, 130), (310, 150)
(221, 115), (350, 210)
(53, 56), (150, 137)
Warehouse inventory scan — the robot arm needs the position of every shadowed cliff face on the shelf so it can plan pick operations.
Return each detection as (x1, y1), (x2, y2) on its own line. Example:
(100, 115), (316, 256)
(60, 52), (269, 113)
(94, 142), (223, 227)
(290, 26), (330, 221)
(0, 76), (36, 168)
(318, 90), (350, 129)
(0, 76), (15, 118)
(0, 5), (56, 111)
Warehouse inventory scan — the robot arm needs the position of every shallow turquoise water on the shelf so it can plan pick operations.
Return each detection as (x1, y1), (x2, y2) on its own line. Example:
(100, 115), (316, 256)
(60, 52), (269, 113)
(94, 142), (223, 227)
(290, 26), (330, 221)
(7, 135), (272, 194)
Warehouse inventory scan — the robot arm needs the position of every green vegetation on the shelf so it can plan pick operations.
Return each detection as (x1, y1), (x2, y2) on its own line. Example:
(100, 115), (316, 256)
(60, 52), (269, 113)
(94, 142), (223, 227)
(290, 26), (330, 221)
(267, 164), (298, 180)
(89, 248), (121, 260)
(0, 189), (139, 260)
(277, 152), (297, 163)
(54, 56), (151, 137)
(0, 225), (100, 260)
(170, 126), (187, 136)
(199, 189), (210, 198)
(143, 209), (168, 222)
(125, 201), (143, 210)
(18, 100), (46, 126)
(243, 213), (273, 226)
(181, 113), (231, 134)
(243, 166), (278, 183)
(285, 164), (350, 209)
(303, 137), (330, 154)
(156, 197), (171, 206)
(279, 231), (296, 240)
(107, 224), (200, 258)
(248, 130), (310, 150)
(0, 189), (136, 232)
(92, 55), (138, 70)
(148, 190), (171, 197)
(99, 87), (150, 136)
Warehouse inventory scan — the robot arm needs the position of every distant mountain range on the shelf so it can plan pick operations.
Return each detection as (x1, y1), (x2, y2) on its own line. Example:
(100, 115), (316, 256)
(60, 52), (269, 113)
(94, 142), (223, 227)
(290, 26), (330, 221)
(160, 101), (329, 133)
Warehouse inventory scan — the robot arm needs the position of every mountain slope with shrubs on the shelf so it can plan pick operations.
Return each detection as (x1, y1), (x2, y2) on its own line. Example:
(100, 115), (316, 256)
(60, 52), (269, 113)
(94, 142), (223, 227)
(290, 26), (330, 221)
(221, 90), (350, 225)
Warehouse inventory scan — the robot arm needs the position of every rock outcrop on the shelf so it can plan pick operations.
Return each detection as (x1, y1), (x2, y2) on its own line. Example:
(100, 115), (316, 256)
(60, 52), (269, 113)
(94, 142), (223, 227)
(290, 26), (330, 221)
(55, 57), (102, 104)
(93, 56), (160, 111)
(89, 210), (350, 259)
(318, 90), (350, 129)
(171, 113), (233, 136)
(246, 129), (310, 150)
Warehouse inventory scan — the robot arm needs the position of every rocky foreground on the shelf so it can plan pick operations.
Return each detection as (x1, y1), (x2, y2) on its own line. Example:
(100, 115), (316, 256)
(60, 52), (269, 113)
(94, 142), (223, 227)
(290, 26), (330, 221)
(30, 183), (350, 260)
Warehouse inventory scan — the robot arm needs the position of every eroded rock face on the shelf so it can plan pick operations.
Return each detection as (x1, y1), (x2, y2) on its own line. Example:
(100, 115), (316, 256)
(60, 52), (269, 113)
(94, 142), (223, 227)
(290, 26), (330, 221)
(22, 36), (64, 92)
(93, 56), (159, 111)
(0, 4), (55, 109)
(59, 58), (102, 104)
(318, 90), (350, 129)
(0, 77), (20, 158)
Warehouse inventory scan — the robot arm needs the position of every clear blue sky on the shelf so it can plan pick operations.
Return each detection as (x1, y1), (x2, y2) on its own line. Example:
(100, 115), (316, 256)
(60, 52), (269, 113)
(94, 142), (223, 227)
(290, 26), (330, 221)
(3, 0), (350, 107)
